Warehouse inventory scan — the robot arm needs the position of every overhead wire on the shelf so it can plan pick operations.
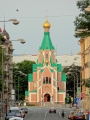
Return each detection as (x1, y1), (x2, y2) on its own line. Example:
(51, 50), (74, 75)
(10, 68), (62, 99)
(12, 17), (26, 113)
(0, 14), (79, 19)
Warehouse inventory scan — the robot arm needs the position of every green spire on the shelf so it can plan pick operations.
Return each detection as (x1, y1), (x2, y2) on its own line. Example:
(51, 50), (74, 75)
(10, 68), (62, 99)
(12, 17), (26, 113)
(39, 32), (55, 50)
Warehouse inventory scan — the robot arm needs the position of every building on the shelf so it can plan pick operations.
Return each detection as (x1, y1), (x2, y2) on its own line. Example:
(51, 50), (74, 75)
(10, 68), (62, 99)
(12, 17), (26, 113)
(79, 37), (90, 111)
(13, 54), (81, 67)
(0, 26), (14, 113)
(25, 20), (67, 105)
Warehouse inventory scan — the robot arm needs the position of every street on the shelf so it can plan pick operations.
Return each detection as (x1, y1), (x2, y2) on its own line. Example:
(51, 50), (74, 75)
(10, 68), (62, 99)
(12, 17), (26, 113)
(24, 107), (74, 120)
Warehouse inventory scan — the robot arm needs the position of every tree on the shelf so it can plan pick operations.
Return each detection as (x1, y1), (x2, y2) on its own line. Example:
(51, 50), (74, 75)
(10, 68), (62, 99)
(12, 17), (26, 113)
(63, 65), (81, 98)
(13, 60), (36, 101)
(84, 78), (90, 88)
(74, 0), (90, 38)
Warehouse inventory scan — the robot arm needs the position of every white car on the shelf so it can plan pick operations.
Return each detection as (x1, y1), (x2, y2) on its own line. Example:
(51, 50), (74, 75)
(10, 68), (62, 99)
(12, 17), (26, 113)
(9, 117), (24, 120)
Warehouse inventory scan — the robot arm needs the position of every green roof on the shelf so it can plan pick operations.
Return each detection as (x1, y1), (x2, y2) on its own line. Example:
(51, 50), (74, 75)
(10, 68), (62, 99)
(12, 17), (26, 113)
(39, 32), (55, 50)
(50, 69), (54, 72)
(33, 64), (37, 72)
(40, 69), (44, 72)
(28, 74), (33, 82)
(25, 91), (29, 96)
(58, 90), (66, 92)
(61, 72), (66, 82)
(51, 63), (57, 67)
(57, 64), (62, 72)
(29, 90), (37, 92)
(37, 63), (43, 67)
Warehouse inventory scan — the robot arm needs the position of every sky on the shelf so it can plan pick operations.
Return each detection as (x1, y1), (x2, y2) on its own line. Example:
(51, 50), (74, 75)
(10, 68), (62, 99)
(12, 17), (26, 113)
(0, 0), (80, 55)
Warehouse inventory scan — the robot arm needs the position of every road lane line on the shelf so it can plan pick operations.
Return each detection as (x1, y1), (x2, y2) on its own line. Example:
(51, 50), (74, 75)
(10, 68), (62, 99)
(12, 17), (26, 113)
(59, 112), (61, 117)
(44, 111), (47, 120)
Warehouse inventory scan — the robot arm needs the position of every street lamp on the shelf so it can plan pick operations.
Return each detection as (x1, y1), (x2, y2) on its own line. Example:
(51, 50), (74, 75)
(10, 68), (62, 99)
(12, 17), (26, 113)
(66, 72), (75, 103)
(69, 67), (82, 98)
(11, 39), (26, 44)
(3, 38), (26, 44)
(13, 68), (27, 105)
(17, 71), (27, 104)
(0, 19), (19, 25)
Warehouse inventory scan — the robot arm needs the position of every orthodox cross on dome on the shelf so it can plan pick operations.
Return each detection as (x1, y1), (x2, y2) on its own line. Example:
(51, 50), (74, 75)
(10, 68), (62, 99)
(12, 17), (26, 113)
(46, 10), (49, 20)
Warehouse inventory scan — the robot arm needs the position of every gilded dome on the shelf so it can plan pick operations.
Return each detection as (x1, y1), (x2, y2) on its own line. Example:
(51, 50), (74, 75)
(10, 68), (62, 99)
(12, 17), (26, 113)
(43, 20), (51, 28)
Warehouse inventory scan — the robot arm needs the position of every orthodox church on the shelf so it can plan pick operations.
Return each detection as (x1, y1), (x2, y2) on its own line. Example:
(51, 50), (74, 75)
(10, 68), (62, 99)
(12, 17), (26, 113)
(25, 20), (66, 105)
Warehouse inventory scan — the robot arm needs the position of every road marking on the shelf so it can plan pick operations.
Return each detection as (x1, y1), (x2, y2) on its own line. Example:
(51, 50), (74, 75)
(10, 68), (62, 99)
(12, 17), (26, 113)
(44, 111), (47, 120)
(59, 112), (61, 117)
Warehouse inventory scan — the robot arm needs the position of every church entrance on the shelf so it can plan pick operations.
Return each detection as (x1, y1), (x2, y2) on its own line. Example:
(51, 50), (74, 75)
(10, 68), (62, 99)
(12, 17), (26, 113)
(44, 94), (50, 102)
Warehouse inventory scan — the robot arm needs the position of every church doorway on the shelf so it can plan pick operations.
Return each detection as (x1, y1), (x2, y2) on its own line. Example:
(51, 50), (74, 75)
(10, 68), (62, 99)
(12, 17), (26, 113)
(44, 94), (50, 102)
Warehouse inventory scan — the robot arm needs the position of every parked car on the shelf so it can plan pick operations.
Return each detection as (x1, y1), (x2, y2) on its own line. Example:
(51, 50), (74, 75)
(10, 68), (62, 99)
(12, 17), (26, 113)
(20, 108), (28, 113)
(9, 117), (23, 120)
(5, 112), (15, 120)
(10, 107), (20, 114)
(69, 111), (77, 120)
(14, 112), (22, 118)
(49, 107), (56, 113)
(20, 110), (25, 118)
(68, 111), (74, 119)
(73, 113), (85, 120)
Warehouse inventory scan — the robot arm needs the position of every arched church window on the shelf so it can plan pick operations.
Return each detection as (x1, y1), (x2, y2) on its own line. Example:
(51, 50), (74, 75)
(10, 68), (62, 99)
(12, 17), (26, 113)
(46, 77), (48, 83)
(49, 77), (51, 83)
(43, 77), (45, 84)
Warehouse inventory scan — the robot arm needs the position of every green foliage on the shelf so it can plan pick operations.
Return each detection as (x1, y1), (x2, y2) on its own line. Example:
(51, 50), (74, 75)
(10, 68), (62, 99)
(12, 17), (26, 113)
(65, 95), (71, 104)
(84, 78), (90, 88)
(13, 60), (36, 101)
(63, 65), (81, 97)
(0, 34), (3, 91)
(74, 0), (90, 38)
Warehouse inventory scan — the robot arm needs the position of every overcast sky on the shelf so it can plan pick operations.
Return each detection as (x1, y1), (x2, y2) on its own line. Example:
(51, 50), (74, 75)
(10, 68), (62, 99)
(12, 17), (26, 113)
(0, 0), (80, 55)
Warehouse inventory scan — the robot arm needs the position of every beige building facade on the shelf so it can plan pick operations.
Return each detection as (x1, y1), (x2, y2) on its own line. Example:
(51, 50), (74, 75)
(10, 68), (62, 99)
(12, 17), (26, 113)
(79, 36), (90, 111)
(13, 54), (81, 67)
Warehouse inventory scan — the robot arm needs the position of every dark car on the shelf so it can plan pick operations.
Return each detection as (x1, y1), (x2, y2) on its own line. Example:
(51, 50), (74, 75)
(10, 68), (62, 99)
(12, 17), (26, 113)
(20, 108), (28, 113)
(49, 107), (56, 113)
(5, 112), (15, 120)
(73, 113), (85, 120)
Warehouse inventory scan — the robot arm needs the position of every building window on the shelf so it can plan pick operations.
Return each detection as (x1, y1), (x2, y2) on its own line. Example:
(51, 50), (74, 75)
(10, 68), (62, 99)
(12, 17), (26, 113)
(46, 77), (48, 83)
(57, 87), (59, 91)
(43, 77), (45, 84)
(49, 77), (51, 83)
(43, 77), (51, 84)
(46, 54), (48, 59)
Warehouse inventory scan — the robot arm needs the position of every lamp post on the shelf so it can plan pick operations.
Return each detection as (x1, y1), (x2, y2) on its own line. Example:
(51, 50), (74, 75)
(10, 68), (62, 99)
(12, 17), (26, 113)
(69, 67), (82, 98)
(66, 72), (77, 103)
(13, 70), (27, 105)
(0, 19), (19, 25)
(66, 72), (75, 103)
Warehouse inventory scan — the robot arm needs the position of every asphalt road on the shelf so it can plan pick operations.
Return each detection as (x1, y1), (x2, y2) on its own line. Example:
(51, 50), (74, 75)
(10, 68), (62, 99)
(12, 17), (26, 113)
(24, 107), (74, 120)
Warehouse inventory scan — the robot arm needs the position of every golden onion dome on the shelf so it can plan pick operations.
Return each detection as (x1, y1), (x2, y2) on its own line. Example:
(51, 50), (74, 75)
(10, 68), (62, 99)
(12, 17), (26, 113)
(43, 20), (51, 28)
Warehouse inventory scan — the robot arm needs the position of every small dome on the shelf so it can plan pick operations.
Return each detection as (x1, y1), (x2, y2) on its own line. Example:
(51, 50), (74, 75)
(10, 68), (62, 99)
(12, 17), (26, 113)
(43, 20), (51, 28)
(1, 29), (10, 39)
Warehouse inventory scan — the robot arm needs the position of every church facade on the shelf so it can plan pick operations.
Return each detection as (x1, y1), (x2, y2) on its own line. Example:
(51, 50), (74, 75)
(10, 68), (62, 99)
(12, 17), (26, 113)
(25, 20), (66, 105)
